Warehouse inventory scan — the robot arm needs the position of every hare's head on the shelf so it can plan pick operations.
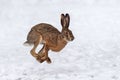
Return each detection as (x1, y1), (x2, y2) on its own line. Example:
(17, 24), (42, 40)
(61, 13), (74, 42)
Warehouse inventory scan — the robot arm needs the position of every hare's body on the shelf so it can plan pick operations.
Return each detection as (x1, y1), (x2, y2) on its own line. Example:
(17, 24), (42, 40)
(24, 13), (74, 63)
(26, 23), (67, 52)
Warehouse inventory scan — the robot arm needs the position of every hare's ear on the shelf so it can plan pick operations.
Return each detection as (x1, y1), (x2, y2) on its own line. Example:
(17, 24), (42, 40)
(65, 13), (70, 28)
(61, 14), (66, 28)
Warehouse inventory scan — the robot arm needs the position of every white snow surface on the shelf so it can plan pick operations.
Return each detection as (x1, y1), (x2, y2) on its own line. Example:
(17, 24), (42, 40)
(0, 0), (120, 80)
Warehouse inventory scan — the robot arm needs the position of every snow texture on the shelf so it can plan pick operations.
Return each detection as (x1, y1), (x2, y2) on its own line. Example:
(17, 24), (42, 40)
(0, 0), (120, 80)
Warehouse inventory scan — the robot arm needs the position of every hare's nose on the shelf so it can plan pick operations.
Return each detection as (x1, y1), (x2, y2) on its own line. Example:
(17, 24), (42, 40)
(71, 37), (74, 41)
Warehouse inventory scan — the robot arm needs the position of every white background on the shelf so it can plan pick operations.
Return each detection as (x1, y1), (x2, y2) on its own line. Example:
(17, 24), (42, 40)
(0, 0), (120, 80)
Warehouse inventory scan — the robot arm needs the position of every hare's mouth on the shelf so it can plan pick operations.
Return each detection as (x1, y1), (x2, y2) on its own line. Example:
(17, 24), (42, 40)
(68, 37), (74, 41)
(64, 38), (74, 42)
(70, 37), (74, 41)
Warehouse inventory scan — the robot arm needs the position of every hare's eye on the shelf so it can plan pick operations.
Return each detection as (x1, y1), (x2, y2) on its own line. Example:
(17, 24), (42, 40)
(65, 32), (69, 37)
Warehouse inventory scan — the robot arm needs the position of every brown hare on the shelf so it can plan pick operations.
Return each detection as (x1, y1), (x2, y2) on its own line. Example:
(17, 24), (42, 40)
(24, 13), (74, 63)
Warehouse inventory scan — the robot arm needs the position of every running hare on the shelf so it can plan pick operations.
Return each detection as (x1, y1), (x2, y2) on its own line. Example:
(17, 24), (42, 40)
(24, 13), (74, 63)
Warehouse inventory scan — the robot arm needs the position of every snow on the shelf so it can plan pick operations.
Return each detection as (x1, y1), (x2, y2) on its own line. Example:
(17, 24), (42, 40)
(0, 0), (120, 80)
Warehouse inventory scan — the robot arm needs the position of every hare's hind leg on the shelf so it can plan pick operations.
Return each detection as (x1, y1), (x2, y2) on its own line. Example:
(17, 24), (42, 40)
(38, 53), (51, 63)
(30, 36), (43, 63)
(38, 44), (51, 63)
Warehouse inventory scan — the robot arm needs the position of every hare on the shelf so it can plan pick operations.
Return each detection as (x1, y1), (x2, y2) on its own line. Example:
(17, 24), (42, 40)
(24, 13), (74, 63)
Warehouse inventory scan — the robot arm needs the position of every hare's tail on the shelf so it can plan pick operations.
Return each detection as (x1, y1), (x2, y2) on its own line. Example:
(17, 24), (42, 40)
(23, 41), (34, 46)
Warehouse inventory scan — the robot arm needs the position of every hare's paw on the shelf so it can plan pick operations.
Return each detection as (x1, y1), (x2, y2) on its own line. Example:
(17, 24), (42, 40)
(40, 57), (52, 64)
(46, 57), (52, 64)
(36, 55), (44, 63)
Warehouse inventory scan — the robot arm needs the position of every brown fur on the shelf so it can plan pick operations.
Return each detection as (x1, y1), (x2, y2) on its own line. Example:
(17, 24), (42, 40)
(24, 13), (74, 63)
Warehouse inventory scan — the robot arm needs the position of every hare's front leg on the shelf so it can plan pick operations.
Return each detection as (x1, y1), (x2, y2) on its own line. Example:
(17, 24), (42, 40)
(38, 44), (51, 63)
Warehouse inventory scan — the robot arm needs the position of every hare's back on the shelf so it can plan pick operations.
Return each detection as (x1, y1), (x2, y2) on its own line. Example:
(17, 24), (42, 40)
(32, 23), (60, 34)
(33, 23), (61, 45)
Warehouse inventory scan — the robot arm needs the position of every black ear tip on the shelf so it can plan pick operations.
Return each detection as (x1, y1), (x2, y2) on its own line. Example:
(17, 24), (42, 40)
(61, 13), (70, 16)
(61, 13), (64, 16)
(65, 13), (70, 17)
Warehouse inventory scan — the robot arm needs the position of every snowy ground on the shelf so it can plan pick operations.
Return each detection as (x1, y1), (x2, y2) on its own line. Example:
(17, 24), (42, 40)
(0, 0), (120, 80)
